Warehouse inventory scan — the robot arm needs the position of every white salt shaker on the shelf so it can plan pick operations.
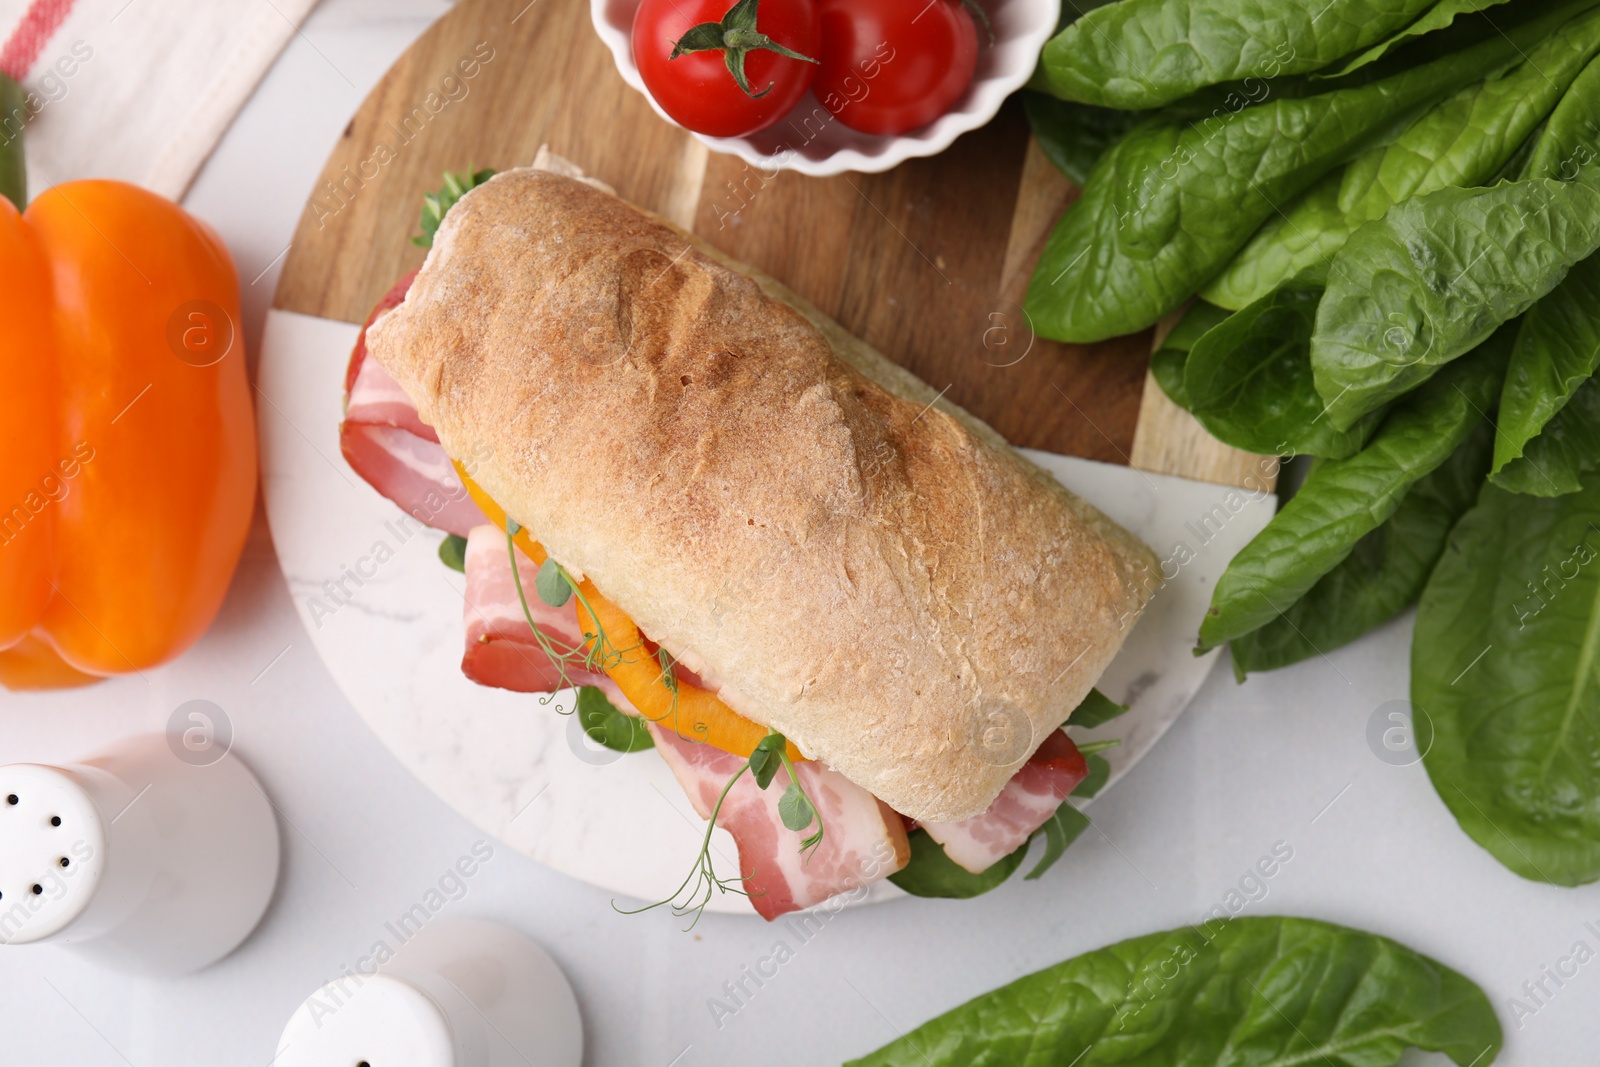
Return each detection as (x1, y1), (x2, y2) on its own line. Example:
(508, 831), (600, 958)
(276, 919), (583, 1067)
(0, 732), (280, 974)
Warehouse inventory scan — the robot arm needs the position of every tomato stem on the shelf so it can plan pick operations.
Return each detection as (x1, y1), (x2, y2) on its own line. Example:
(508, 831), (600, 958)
(670, 0), (817, 100)
(0, 74), (25, 211)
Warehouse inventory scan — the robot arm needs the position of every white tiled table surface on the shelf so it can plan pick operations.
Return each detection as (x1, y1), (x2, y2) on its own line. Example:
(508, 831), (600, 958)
(1, 2), (1594, 1063)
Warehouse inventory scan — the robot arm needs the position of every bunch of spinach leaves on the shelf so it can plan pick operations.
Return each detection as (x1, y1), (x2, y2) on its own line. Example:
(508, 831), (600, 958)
(1029, 0), (1600, 886)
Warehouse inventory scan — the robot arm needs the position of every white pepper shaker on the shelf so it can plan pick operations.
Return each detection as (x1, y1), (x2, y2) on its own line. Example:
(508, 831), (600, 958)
(276, 919), (583, 1067)
(0, 732), (280, 974)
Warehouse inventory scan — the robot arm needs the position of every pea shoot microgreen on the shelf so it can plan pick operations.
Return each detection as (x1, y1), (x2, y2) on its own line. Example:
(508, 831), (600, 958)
(745, 732), (826, 862)
(534, 557), (571, 607)
(747, 731), (783, 788)
(658, 647), (678, 695)
(504, 524), (586, 705)
(615, 762), (753, 929)
(774, 742), (824, 858)
(563, 574), (635, 675)
(651, 647), (705, 742)
(498, 512), (827, 926)
(503, 520), (638, 700)
(619, 730), (827, 928)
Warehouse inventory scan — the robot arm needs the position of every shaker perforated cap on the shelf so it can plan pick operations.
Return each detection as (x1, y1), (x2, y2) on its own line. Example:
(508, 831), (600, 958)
(0, 764), (108, 945)
(276, 973), (459, 1067)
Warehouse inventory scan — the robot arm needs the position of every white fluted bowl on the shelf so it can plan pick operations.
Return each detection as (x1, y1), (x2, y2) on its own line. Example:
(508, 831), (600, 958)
(589, 0), (1061, 176)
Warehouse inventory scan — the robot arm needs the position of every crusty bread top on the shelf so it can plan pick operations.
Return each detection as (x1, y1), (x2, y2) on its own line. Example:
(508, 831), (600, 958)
(366, 167), (1158, 822)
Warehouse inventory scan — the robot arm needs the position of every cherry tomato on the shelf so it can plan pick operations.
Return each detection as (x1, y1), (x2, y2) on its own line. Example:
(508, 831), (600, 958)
(632, 0), (821, 139)
(813, 0), (981, 136)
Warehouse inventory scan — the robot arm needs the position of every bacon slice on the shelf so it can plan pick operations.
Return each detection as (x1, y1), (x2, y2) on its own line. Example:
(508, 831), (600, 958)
(342, 423), (487, 537)
(920, 731), (1089, 874)
(459, 524), (623, 696)
(340, 270), (487, 537)
(459, 525), (712, 703)
(347, 348), (435, 438)
(649, 724), (909, 920)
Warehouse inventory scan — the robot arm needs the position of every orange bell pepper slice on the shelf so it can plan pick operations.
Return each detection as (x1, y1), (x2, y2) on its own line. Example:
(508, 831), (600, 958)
(456, 465), (799, 760)
(0, 181), (257, 686)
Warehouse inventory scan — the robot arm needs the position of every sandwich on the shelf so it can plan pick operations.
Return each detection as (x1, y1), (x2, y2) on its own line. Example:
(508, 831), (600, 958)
(340, 152), (1158, 921)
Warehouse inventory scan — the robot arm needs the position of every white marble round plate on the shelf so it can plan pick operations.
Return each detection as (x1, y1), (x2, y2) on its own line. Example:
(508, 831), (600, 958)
(257, 309), (1274, 915)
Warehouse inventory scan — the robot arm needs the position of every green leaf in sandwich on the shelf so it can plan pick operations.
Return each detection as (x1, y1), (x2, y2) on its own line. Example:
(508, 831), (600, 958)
(576, 686), (654, 754)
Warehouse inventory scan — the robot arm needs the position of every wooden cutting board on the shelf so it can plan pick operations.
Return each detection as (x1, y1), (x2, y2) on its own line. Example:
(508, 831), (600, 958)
(272, 0), (1262, 489)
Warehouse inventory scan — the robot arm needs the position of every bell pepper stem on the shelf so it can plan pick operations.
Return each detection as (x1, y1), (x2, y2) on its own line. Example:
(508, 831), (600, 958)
(0, 73), (24, 211)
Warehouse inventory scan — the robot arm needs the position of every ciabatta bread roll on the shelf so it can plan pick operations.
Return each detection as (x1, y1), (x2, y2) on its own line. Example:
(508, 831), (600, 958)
(366, 165), (1157, 822)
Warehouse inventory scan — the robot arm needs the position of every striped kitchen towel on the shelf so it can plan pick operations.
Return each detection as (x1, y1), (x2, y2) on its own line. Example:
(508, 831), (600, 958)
(0, 0), (317, 199)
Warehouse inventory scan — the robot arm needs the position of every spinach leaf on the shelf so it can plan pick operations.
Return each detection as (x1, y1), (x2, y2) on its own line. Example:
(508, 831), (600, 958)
(1152, 307), (1222, 415)
(1199, 330), (1509, 652)
(1023, 804), (1090, 881)
(1230, 420), (1492, 675)
(1492, 119), (1546, 186)
(1318, 0), (1515, 80)
(1495, 254), (1600, 481)
(888, 828), (1028, 899)
(1493, 371), (1600, 496)
(1025, 9), (1567, 344)
(1071, 754), (1111, 799)
(1056, 0), (1119, 29)
(1022, 91), (1147, 187)
(575, 687), (654, 753)
(1313, 178), (1600, 429)
(1526, 52), (1600, 181)
(1066, 687), (1129, 729)
(892, 795), (1096, 896)
(1183, 276), (1385, 459)
(1149, 300), (1232, 411)
(1416, 475), (1600, 885)
(1037, 0), (1437, 110)
(1207, 15), (1600, 310)
(845, 916), (1502, 1067)
(437, 532), (468, 573)
(1201, 177), (1350, 313)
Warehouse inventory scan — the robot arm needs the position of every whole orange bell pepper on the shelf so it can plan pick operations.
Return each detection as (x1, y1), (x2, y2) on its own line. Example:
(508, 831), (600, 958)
(0, 179), (256, 688)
